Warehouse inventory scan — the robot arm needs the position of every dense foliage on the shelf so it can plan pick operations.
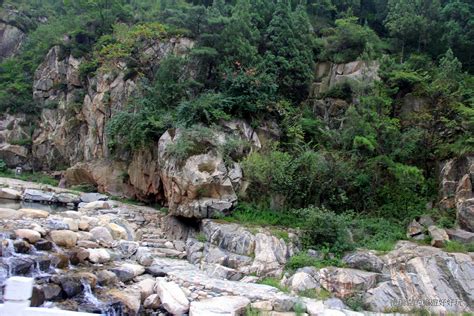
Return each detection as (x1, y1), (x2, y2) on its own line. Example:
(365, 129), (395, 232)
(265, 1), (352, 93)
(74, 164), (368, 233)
(1, 0), (473, 254)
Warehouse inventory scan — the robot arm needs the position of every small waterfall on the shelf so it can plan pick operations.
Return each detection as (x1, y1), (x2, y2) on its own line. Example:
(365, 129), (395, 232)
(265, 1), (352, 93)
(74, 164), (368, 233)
(1, 235), (15, 257)
(81, 278), (102, 307)
(79, 279), (122, 316)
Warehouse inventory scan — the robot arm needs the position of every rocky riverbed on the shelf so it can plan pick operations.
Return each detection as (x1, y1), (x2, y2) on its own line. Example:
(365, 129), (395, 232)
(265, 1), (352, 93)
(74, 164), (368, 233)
(0, 177), (473, 315)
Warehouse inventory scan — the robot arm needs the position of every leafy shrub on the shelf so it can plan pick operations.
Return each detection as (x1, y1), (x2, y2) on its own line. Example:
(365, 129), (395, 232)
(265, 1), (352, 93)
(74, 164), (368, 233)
(222, 69), (278, 117)
(70, 184), (97, 193)
(107, 55), (192, 152)
(223, 203), (304, 228)
(286, 252), (345, 271)
(166, 125), (216, 161)
(299, 207), (355, 255)
(344, 294), (365, 311)
(218, 135), (251, 166)
(79, 59), (99, 79)
(176, 93), (232, 126)
(319, 17), (383, 63)
(286, 253), (320, 270)
(350, 216), (405, 252)
(196, 233), (207, 243)
(321, 81), (353, 102)
(241, 149), (294, 207)
(0, 160), (7, 172)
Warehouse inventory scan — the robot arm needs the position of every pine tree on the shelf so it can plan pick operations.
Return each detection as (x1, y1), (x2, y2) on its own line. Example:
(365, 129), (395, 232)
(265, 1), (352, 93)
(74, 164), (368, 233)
(221, 0), (260, 68)
(264, 0), (315, 102)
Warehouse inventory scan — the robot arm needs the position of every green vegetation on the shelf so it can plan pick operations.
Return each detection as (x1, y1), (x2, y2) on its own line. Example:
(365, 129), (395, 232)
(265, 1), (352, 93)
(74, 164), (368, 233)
(344, 294), (366, 311)
(257, 277), (289, 293)
(69, 184), (97, 193)
(196, 232), (207, 243)
(1, 0), (473, 261)
(298, 288), (332, 300)
(0, 160), (7, 173)
(443, 240), (474, 253)
(286, 252), (345, 271)
(244, 306), (260, 316)
(0, 167), (59, 186)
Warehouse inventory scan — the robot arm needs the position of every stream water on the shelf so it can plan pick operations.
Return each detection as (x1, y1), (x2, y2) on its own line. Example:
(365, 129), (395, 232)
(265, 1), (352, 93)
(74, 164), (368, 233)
(0, 200), (122, 315)
(0, 198), (73, 213)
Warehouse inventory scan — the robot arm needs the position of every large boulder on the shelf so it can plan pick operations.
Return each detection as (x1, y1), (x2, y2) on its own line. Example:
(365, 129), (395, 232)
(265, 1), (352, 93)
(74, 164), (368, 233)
(0, 144), (29, 168)
(251, 233), (290, 277)
(106, 288), (141, 316)
(127, 147), (162, 201)
(284, 271), (320, 293)
(49, 230), (77, 248)
(155, 278), (190, 315)
(0, 207), (20, 219)
(88, 248), (111, 263)
(0, 22), (25, 61)
(201, 220), (256, 256)
(428, 226), (449, 248)
(0, 188), (21, 200)
(445, 228), (474, 244)
(364, 241), (474, 313)
(158, 123), (259, 219)
(319, 267), (379, 298)
(438, 155), (474, 232)
(14, 229), (41, 244)
(18, 208), (49, 219)
(109, 263), (145, 282)
(22, 189), (54, 203)
(89, 226), (114, 246)
(458, 199), (474, 232)
(189, 296), (250, 316)
(197, 220), (299, 277)
(342, 251), (384, 273)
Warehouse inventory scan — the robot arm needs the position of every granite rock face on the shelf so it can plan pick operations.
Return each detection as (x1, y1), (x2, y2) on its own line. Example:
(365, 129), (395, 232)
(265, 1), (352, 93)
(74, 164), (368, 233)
(311, 60), (380, 98)
(438, 155), (474, 232)
(365, 241), (474, 313)
(310, 60), (379, 130)
(0, 38), (193, 200)
(0, 21), (25, 61)
(158, 124), (258, 219)
(186, 220), (300, 278)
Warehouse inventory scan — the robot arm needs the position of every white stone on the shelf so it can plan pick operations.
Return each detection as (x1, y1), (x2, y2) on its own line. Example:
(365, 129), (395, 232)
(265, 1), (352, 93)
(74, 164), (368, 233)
(49, 230), (77, 248)
(88, 248), (111, 263)
(189, 296), (251, 316)
(0, 188), (21, 200)
(155, 278), (189, 315)
(14, 229), (41, 243)
(107, 223), (127, 240)
(19, 208), (49, 219)
(81, 200), (110, 210)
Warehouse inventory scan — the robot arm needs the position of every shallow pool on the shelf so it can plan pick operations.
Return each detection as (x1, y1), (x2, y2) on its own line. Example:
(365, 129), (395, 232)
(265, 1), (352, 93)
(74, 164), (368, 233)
(0, 198), (73, 213)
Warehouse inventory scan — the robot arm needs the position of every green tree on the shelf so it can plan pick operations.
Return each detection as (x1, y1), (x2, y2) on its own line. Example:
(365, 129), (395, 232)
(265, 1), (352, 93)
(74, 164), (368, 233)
(220, 0), (260, 68)
(320, 16), (382, 63)
(264, 0), (315, 102)
(440, 0), (474, 72)
(385, 0), (441, 62)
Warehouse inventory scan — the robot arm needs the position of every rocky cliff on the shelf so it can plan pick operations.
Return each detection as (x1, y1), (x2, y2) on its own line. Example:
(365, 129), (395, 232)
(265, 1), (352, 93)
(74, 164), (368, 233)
(0, 9), (28, 61)
(1, 37), (266, 215)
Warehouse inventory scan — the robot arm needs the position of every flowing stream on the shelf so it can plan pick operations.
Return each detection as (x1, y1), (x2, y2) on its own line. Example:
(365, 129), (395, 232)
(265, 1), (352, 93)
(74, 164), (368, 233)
(0, 200), (123, 315)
